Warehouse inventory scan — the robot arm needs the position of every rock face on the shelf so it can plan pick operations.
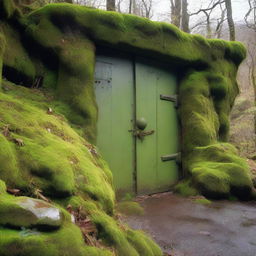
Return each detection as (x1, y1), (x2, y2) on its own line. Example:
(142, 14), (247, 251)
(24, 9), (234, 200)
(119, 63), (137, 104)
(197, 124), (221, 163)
(0, 197), (63, 230)
(17, 198), (63, 228)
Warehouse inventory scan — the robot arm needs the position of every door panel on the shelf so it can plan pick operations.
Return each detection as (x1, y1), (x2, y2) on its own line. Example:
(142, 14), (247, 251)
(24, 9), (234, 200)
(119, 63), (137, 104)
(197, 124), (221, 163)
(95, 55), (134, 195)
(156, 67), (179, 191)
(95, 54), (179, 197)
(135, 60), (158, 194)
(136, 57), (178, 194)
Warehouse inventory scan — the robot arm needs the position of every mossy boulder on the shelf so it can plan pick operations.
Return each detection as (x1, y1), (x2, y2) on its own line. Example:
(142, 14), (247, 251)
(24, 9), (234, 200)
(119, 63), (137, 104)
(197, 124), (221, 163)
(0, 196), (64, 229)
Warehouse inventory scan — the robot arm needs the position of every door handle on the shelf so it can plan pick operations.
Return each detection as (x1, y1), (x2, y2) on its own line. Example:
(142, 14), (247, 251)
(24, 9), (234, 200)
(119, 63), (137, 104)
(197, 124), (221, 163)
(129, 129), (155, 140)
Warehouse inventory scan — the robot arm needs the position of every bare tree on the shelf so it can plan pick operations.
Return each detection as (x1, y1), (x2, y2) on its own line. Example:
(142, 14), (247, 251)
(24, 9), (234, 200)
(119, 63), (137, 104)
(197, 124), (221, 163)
(171, 0), (181, 27)
(141, 0), (153, 18)
(181, 0), (189, 32)
(107, 0), (115, 11)
(245, 0), (256, 31)
(224, 0), (235, 40)
(189, 0), (226, 38)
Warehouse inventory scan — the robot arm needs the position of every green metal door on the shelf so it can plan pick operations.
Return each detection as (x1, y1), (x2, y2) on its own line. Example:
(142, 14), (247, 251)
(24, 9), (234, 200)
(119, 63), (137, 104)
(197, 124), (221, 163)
(135, 57), (178, 194)
(94, 54), (135, 195)
(94, 53), (178, 196)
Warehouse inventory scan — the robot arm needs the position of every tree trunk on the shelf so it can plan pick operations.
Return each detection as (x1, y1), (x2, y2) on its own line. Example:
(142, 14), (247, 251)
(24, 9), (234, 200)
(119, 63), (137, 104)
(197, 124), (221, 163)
(181, 0), (189, 32)
(225, 0), (235, 41)
(171, 0), (181, 28)
(107, 0), (115, 11)
(129, 0), (132, 13)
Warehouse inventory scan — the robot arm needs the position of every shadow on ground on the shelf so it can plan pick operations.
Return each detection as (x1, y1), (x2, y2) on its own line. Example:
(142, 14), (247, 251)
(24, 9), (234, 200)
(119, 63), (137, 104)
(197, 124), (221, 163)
(121, 193), (256, 256)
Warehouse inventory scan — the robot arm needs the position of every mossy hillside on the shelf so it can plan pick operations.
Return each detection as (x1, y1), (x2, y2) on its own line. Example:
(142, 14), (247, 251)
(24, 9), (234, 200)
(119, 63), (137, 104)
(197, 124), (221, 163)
(0, 31), (5, 87)
(91, 211), (162, 256)
(0, 82), (162, 256)
(0, 81), (114, 211)
(0, 212), (113, 256)
(1, 22), (36, 85)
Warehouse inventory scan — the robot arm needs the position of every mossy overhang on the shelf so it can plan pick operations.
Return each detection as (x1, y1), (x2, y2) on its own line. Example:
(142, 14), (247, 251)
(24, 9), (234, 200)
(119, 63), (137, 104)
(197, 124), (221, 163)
(24, 3), (246, 68)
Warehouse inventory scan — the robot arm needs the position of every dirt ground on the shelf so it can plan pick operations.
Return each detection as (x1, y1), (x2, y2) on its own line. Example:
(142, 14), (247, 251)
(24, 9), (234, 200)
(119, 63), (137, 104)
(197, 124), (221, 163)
(121, 193), (256, 256)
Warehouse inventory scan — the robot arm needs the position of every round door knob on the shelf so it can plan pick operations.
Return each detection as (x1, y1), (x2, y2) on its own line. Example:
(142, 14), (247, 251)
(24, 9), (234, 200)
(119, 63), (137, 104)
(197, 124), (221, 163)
(136, 117), (147, 130)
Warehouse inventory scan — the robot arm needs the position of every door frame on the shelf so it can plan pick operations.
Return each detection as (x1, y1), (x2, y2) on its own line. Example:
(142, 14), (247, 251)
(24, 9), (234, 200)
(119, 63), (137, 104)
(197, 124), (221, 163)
(95, 47), (182, 197)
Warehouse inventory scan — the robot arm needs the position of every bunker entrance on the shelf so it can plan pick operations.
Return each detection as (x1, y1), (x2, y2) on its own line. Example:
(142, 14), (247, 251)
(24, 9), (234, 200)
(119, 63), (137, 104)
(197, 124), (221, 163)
(94, 50), (180, 197)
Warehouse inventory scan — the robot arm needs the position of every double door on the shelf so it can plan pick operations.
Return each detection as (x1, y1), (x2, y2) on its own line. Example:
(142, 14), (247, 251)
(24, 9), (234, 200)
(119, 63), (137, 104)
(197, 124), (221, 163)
(94, 52), (179, 196)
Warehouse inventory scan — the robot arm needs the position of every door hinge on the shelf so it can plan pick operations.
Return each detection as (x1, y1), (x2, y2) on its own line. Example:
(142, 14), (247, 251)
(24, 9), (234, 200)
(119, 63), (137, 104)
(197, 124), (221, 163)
(160, 94), (179, 108)
(161, 152), (181, 163)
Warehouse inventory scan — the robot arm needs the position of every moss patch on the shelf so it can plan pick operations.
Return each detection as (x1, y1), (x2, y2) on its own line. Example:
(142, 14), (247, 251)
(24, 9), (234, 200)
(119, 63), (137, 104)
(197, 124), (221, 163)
(116, 201), (144, 216)
(0, 81), (161, 255)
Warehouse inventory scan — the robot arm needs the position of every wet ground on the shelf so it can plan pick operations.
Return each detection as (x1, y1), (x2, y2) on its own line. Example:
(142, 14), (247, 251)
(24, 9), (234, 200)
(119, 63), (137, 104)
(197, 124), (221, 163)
(122, 193), (256, 256)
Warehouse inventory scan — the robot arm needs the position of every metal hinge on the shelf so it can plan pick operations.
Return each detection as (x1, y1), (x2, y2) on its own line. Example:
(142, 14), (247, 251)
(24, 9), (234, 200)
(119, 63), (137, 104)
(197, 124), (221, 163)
(161, 152), (181, 163)
(160, 94), (179, 108)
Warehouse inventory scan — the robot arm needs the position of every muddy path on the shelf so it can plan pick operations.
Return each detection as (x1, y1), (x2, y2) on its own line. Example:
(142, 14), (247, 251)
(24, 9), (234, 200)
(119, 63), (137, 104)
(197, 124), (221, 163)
(122, 193), (256, 256)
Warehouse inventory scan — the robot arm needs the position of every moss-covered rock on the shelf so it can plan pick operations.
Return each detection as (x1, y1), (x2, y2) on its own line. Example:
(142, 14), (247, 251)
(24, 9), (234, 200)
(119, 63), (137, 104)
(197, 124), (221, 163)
(0, 81), (161, 255)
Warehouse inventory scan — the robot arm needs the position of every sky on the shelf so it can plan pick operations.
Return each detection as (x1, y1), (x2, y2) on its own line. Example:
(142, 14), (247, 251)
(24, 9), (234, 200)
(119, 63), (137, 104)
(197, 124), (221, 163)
(153, 0), (249, 23)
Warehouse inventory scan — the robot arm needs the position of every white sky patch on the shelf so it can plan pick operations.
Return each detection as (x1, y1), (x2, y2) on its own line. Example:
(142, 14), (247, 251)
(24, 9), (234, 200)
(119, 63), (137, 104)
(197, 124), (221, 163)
(153, 0), (249, 23)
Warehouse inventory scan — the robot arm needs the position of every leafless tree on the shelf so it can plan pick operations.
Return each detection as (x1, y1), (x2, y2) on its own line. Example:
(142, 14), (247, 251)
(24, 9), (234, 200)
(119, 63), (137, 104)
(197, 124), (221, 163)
(126, 0), (154, 18)
(181, 0), (189, 32)
(224, 0), (235, 40)
(189, 0), (226, 38)
(106, 0), (115, 10)
(245, 0), (256, 31)
(171, 0), (181, 27)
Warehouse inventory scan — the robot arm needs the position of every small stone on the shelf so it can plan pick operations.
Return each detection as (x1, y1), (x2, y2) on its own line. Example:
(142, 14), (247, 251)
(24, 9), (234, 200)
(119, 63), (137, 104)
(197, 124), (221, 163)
(199, 231), (211, 236)
(47, 107), (53, 114)
(13, 138), (24, 146)
(0, 197), (63, 230)
(17, 198), (63, 229)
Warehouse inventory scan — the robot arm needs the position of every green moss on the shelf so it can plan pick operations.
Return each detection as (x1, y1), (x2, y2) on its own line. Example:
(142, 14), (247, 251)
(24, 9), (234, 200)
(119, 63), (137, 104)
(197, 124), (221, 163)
(0, 82), (114, 210)
(0, 179), (7, 194)
(0, 0), (17, 19)
(174, 180), (198, 197)
(126, 229), (162, 256)
(187, 143), (253, 199)
(91, 211), (161, 256)
(0, 221), (107, 256)
(193, 198), (211, 205)
(1, 23), (35, 85)
(116, 201), (144, 216)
